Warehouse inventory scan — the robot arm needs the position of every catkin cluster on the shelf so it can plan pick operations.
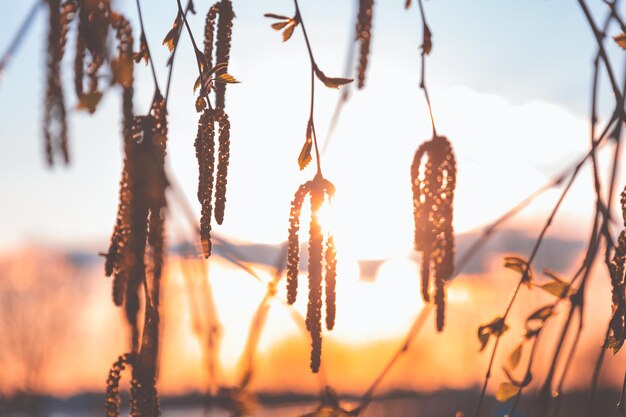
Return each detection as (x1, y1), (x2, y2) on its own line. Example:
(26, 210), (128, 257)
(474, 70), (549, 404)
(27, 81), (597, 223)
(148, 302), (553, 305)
(607, 187), (626, 353)
(355, 0), (374, 89)
(104, 94), (169, 349)
(287, 174), (337, 372)
(195, 108), (230, 257)
(195, 0), (234, 257)
(411, 135), (456, 331)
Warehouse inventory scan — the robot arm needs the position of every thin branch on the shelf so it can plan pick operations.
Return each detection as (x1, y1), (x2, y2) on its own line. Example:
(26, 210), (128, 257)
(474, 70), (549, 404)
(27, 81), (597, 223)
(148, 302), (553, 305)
(164, 0), (193, 106)
(0, 0), (42, 77)
(293, 0), (323, 175)
(135, 0), (161, 96)
(416, 0), (437, 137)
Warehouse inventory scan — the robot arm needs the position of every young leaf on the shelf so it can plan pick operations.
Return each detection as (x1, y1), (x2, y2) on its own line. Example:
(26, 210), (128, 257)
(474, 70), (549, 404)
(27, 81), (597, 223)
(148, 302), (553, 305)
(477, 316), (509, 351)
(134, 32), (150, 65)
(405, 0), (412, 9)
(77, 91), (103, 114)
(264, 13), (291, 20)
(540, 281), (575, 299)
(163, 12), (182, 52)
(298, 121), (313, 170)
(215, 73), (240, 84)
(527, 305), (554, 323)
(271, 21), (291, 31)
(195, 96), (206, 112)
(314, 66), (353, 89)
(504, 255), (534, 288)
(282, 22), (297, 42)
(614, 33), (626, 50)
(422, 24), (432, 55)
(509, 343), (523, 370)
(495, 382), (520, 402)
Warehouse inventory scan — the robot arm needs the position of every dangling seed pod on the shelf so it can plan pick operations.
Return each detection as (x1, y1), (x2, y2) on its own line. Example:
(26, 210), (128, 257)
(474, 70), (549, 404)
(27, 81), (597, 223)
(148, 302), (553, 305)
(607, 187), (626, 353)
(286, 174), (337, 372)
(411, 135), (456, 332)
(355, 0), (374, 89)
(43, 0), (74, 166)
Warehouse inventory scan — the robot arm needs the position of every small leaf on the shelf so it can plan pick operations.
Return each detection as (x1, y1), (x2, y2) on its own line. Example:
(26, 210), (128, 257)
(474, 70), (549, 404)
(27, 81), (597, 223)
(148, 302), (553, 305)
(271, 21), (291, 30)
(298, 121), (313, 170)
(422, 24), (432, 55)
(195, 96), (206, 112)
(77, 91), (103, 113)
(314, 66), (353, 89)
(504, 255), (534, 288)
(614, 33), (626, 50)
(215, 72), (240, 84)
(540, 281), (575, 299)
(527, 305), (554, 322)
(477, 316), (509, 351)
(134, 32), (150, 65)
(195, 48), (209, 73)
(496, 382), (520, 402)
(405, 0), (412, 9)
(509, 343), (523, 370)
(264, 13), (291, 20)
(282, 22), (297, 42)
(163, 12), (182, 52)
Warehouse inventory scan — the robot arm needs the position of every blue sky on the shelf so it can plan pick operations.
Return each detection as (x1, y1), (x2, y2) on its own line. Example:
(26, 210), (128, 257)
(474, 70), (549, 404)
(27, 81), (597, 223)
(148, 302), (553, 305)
(0, 0), (624, 252)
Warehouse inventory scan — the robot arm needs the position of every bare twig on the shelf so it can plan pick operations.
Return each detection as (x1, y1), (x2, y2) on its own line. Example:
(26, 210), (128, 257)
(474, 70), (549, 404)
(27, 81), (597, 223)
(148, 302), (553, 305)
(0, 0), (42, 77)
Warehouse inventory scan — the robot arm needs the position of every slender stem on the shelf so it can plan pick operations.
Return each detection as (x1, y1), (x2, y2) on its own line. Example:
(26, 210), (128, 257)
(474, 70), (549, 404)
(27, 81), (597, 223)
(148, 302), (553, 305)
(165, 0), (193, 106)
(135, 0), (161, 95)
(578, 0), (625, 114)
(416, 0), (437, 137)
(176, 0), (212, 110)
(293, 0), (323, 175)
(0, 0), (42, 76)
(553, 309), (583, 417)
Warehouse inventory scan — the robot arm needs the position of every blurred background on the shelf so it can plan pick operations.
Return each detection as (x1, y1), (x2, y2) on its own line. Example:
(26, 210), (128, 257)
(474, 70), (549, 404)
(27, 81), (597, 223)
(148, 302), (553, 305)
(0, 0), (625, 416)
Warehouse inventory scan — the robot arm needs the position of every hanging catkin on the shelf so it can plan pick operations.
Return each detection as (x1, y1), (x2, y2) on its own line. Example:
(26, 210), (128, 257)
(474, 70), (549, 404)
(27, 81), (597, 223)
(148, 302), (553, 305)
(43, 0), (72, 166)
(355, 0), (374, 89)
(411, 135), (456, 331)
(195, 109), (217, 257)
(286, 174), (336, 372)
(215, 0), (234, 109)
(607, 187), (626, 353)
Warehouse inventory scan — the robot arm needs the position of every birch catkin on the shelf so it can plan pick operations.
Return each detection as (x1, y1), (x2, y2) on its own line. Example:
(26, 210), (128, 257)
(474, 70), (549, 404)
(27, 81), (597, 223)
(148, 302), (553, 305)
(355, 0), (374, 89)
(215, 0), (234, 109)
(44, 0), (70, 165)
(286, 175), (337, 372)
(411, 135), (456, 331)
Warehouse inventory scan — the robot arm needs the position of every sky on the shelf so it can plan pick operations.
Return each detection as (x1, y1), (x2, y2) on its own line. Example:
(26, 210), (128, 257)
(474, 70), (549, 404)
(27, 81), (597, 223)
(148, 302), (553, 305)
(1, 0), (626, 401)
(0, 0), (624, 252)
